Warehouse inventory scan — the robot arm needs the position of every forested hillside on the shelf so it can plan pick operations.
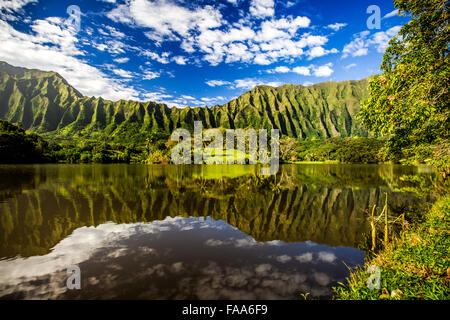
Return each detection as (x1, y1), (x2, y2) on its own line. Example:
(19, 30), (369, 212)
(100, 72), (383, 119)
(0, 61), (369, 142)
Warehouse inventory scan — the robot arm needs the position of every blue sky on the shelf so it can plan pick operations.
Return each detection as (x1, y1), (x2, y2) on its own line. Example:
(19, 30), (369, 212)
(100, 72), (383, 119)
(0, 0), (409, 107)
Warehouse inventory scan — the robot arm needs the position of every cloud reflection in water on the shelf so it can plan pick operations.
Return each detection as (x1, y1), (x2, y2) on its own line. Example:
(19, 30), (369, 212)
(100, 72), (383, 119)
(0, 216), (364, 299)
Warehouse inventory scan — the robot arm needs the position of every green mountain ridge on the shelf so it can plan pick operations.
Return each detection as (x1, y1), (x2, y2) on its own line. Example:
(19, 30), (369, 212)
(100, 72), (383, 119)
(0, 61), (370, 141)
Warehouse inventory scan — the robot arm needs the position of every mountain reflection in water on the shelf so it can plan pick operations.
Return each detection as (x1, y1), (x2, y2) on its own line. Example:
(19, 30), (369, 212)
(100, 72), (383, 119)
(0, 164), (436, 299)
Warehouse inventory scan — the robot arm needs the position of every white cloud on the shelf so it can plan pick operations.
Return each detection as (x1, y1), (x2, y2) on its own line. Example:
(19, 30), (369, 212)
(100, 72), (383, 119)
(314, 272), (331, 286)
(342, 26), (401, 58)
(142, 69), (160, 80)
(307, 46), (338, 60)
(108, 0), (223, 43)
(207, 78), (283, 90)
(0, 214), (351, 299)
(141, 50), (170, 64)
(199, 25), (256, 46)
(0, 0), (36, 10)
(234, 238), (259, 248)
(249, 0), (274, 19)
(104, 25), (126, 38)
(292, 66), (311, 76)
(105, 0), (330, 67)
(272, 66), (290, 73)
(327, 23), (347, 31)
(295, 252), (313, 263)
(29, 17), (82, 56)
(275, 255), (292, 263)
(313, 63), (334, 77)
(318, 251), (337, 263)
(253, 53), (272, 65)
(91, 38), (129, 55)
(255, 264), (272, 274)
(142, 91), (173, 102)
(113, 57), (130, 63)
(226, 0), (239, 5)
(190, 96), (227, 106)
(111, 68), (134, 78)
(344, 63), (357, 70)
(224, 42), (254, 63)
(0, 19), (141, 101)
(203, 45), (225, 66)
(255, 34), (325, 64)
(285, 1), (295, 8)
(206, 80), (232, 87)
(172, 55), (187, 65)
(255, 16), (310, 42)
(0, 217), (183, 287)
(233, 78), (282, 90)
(298, 34), (328, 47)
(383, 9), (398, 19)
(170, 96), (207, 107)
(371, 26), (402, 52)
(342, 31), (370, 58)
(0, 0), (37, 20)
(266, 64), (332, 77)
(205, 239), (225, 246)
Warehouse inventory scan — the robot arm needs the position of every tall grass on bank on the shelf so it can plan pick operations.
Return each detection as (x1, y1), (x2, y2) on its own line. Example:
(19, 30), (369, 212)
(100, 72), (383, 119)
(333, 195), (450, 300)
(368, 193), (399, 253)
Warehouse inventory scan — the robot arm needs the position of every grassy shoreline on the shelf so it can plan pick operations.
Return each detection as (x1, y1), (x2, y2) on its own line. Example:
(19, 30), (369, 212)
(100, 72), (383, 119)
(333, 195), (450, 300)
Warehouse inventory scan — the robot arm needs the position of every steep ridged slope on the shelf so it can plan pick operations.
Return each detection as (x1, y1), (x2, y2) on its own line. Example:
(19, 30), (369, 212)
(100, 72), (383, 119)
(213, 81), (368, 138)
(0, 61), (369, 140)
(0, 62), (82, 132)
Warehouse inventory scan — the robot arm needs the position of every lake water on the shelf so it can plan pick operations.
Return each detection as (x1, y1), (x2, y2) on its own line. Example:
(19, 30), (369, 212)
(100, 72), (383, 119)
(0, 164), (436, 299)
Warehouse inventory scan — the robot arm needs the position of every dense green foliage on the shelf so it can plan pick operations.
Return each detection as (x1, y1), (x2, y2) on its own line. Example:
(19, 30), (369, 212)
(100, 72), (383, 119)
(0, 118), (389, 165)
(359, 0), (449, 167)
(0, 119), (158, 164)
(53, 139), (149, 164)
(335, 0), (450, 300)
(0, 119), (58, 163)
(280, 136), (386, 163)
(0, 61), (369, 141)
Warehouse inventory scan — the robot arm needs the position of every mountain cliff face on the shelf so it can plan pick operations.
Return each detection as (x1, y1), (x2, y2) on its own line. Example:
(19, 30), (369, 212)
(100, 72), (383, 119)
(0, 61), (369, 140)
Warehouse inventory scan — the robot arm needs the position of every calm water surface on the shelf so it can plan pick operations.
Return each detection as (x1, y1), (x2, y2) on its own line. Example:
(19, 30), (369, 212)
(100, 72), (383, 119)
(0, 164), (436, 299)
